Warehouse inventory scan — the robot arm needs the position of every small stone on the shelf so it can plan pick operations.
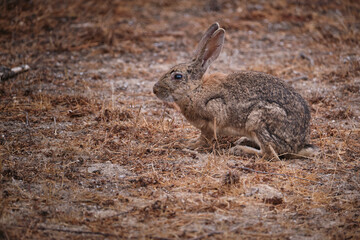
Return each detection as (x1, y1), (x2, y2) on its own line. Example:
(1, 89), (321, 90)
(245, 184), (284, 205)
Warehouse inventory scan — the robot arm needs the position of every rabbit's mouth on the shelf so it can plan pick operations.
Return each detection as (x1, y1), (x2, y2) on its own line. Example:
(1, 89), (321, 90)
(160, 95), (175, 102)
(153, 83), (175, 102)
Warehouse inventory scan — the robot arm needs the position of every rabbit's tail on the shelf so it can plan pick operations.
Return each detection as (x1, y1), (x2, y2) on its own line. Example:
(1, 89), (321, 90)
(280, 144), (319, 159)
(297, 144), (319, 157)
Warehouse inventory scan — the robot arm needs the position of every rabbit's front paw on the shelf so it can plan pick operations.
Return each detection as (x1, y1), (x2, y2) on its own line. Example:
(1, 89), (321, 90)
(186, 134), (213, 150)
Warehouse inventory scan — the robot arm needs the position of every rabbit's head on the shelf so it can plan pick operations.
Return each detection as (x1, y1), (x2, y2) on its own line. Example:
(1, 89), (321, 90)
(153, 23), (225, 102)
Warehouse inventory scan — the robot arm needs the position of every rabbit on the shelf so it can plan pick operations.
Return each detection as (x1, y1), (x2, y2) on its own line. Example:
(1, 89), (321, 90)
(153, 22), (317, 159)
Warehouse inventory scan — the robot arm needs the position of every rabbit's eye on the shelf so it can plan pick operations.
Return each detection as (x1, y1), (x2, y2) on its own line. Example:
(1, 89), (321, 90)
(174, 74), (183, 80)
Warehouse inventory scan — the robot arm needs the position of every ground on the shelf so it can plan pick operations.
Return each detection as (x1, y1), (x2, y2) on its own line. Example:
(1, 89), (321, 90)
(0, 0), (359, 239)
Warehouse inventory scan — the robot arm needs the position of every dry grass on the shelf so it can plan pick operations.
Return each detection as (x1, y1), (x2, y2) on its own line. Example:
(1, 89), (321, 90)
(1, 0), (359, 239)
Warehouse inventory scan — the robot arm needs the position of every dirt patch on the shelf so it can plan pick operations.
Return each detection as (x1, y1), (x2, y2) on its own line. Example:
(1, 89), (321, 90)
(1, 0), (359, 239)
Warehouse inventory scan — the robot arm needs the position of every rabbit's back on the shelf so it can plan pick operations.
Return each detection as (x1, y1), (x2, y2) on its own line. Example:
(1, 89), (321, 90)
(222, 71), (310, 122)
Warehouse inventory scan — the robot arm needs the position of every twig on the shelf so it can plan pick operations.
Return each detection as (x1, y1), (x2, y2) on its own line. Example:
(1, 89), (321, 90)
(269, 145), (280, 161)
(25, 112), (29, 127)
(0, 65), (30, 81)
(213, 118), (218, 142)
(228, 164), (323, 185)
(291, 75), (308, 81)
(299, 52), (314, 65)
(134, 105), (143, 125)
(53, 117), (57, 135)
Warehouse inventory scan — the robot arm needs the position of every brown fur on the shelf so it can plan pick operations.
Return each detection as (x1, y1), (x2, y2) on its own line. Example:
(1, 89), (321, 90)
(202, 72), (227, 86)
(153, 23), (317, 159)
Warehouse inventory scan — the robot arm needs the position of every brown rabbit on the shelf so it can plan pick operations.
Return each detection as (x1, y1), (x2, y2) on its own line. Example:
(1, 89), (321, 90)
(153, 23), (317, 159)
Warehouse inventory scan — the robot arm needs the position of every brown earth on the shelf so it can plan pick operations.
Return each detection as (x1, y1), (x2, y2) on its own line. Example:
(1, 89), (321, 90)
(0, 0), (359, 239)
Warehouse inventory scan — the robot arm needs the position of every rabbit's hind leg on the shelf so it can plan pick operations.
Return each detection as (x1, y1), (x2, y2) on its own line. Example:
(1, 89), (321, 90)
(229, 144), (261, 156)
(243, 103), (292, 160)
(228, 133), (280, 160)
(253, 128), (287, 160)
(235, 136), (260, 149)
(229, 135), (262, 157)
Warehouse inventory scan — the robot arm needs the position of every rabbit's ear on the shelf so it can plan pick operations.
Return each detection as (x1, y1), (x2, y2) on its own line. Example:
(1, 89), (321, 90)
(194, 23), (219, 58)
(199, 28), (225, 70)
